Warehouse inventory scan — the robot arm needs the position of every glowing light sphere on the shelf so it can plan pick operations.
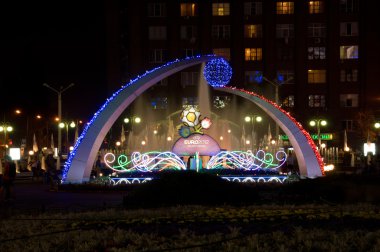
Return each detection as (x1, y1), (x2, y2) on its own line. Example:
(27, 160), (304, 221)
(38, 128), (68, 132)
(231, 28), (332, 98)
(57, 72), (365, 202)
(203, 58), (232, 87)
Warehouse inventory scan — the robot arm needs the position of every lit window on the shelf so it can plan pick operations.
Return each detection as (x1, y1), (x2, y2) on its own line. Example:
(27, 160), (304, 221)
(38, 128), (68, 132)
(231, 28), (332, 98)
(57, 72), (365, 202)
(340, 0), (359, 14)
(181, 72), (199, 87)
(211, 25), (231, 39)
(340, 45), (359, 59)
(180, 3), (196, 16)
(340, 69), (358, 82)
(148, 26), (167, 40)
(245, 71), (263, 84)
(340, 22), (359, 36)
(244, 2), (262, 16)
(309, 1), (324, 14)
(151, 97), (168, 109)
(308, 23), (326, 38)
(276, 2), (294, 14)
(244, 24), (262, 38)
(308, 95), (325, 107)
(245, 48), (262, 61)
(308, 47), (326, 60)
(283, 95), (295, 107)
(180, 25), (197, 41)
(148, 3), (166, 17)
(308, 70), (326, 83)
(276, 24), (294, 38)
(212, 3), (230, 16)
(340, 94), (359, 107)
(213, 48), (231, 61)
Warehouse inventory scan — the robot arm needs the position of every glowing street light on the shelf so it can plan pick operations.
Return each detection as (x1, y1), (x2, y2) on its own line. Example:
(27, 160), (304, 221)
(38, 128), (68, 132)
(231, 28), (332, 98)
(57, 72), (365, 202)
(375, 122), (380, 129)
(59, 121), (76, 154)
(124, 116), (141, 124)
(309, 119), (327, 149)
(244, 115), (262, 150)
(0, 123), (13, 145)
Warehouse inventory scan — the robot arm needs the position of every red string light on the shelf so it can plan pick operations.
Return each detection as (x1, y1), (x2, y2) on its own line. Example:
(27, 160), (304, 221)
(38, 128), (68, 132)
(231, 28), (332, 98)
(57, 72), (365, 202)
(227, 86), (325, 175)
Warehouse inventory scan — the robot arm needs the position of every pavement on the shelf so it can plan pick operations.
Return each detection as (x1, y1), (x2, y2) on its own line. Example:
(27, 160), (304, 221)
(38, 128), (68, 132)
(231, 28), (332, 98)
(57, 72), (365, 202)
(0, 179), (127, 215)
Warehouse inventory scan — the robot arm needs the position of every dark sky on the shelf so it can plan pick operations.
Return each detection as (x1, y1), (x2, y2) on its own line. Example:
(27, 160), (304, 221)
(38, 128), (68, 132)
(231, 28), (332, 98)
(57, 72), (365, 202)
(0, 2), (107, 121)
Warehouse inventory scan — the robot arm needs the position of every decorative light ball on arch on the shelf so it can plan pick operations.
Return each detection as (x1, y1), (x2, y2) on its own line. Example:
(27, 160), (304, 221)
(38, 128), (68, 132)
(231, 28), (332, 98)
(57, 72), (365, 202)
(203, 58), (232, 87)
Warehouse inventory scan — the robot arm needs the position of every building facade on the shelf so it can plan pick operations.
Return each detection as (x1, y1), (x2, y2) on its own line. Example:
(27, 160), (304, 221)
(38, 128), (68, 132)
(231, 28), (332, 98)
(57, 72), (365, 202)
(105, 0), (379, 151)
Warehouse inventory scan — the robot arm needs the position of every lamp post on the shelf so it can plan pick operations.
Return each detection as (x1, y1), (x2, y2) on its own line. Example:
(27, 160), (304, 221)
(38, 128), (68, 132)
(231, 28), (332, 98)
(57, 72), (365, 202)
(262, 76), (293, 143)
(124, 116), (141, 134)
(244, 115), (262, 151)
(43, 83), (74, 170)
(58, 121), (76, 154)
(0, 123), (13, 156)
(309, 119), (327, 150)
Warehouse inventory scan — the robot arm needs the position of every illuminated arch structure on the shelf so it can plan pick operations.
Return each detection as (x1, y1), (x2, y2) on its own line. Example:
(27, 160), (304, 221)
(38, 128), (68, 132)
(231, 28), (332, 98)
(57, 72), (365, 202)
(63, 55), (324, 184)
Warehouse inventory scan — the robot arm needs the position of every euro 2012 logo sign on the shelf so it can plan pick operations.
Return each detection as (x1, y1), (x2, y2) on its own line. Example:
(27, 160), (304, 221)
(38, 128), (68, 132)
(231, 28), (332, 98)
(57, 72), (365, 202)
(178, 106), (212, 138)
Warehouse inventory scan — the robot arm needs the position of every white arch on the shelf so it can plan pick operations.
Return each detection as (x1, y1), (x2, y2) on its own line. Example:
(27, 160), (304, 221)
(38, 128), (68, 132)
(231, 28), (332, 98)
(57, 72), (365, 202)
(216, 87), (324, 178)
(63, 56), (323, 184)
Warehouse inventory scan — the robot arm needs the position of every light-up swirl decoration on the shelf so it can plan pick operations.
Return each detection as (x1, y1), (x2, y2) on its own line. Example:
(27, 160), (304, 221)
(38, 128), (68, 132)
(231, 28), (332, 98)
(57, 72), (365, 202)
(206, 150), (287, 171)
(104, 151), (186, 172)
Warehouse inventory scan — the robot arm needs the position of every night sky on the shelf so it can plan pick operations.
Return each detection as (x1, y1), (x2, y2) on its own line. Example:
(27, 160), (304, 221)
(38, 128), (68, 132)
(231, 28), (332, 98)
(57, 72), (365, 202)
(0, 2), (107, 121)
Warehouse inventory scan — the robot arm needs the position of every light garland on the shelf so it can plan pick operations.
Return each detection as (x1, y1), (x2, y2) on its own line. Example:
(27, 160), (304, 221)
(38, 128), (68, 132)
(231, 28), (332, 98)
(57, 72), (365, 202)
(225, 87), (325, 176)
(221, 176), (287, 183)
(206, 150), (287, 171)
(203, 58), (232, 87)
(104, 151), (186, 172)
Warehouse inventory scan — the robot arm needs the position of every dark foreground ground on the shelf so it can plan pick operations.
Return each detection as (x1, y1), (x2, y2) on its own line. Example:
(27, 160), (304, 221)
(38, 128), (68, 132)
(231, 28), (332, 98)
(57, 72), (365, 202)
(0, 172), (379, 251)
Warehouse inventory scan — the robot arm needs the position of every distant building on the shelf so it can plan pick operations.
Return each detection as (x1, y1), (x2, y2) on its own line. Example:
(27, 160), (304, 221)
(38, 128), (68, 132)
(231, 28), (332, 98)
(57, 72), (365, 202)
(105, 0), (379, 150)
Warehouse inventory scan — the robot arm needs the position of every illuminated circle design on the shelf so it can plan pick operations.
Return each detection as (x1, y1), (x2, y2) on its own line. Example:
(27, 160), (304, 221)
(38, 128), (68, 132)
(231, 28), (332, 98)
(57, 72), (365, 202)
(203, 58), (232, 87)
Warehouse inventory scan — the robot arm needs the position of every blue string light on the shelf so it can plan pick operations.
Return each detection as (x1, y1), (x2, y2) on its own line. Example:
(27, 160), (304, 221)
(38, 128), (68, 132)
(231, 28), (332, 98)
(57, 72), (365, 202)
(203, 58), (232, 87)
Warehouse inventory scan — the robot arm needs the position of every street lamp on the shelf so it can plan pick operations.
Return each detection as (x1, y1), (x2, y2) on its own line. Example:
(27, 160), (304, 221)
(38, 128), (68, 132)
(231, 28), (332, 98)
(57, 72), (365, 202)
(124, 116), (141, 124)
(124, 116), (141, 135)
(58, 121), (76, 154)
(309, 119), (327, 149)
(43, 83), (74, 170)
(244, 115), (262, 151)
(0, 123), (13, 155)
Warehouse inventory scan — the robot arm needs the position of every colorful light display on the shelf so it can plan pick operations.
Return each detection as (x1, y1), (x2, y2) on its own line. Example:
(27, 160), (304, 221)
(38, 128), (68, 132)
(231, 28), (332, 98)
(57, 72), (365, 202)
(108, 176), (287, 185)
(62, 54), (324, 183)
(62, 55), (215, 182)
(178, 105), (213, 136)
(203, 58), (232, 87)
(206, 150), (287, 171)
(225, 87), (325, 176)
(221, 176), (287, 183)
(104, 151), (186, 172)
